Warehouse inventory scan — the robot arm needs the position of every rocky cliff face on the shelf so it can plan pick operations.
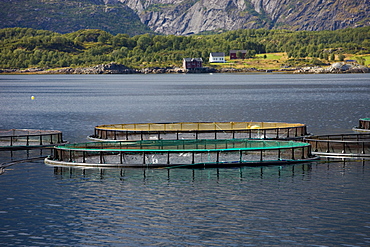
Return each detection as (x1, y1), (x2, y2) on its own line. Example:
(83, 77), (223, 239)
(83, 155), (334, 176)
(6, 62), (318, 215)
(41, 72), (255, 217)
(118, 0), (370, 35)
(1, 0), (369, 35)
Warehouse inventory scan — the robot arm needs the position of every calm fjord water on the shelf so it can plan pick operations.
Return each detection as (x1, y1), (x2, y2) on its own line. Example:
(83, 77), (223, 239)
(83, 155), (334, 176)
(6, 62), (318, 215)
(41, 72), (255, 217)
(0, 73), (369, 246)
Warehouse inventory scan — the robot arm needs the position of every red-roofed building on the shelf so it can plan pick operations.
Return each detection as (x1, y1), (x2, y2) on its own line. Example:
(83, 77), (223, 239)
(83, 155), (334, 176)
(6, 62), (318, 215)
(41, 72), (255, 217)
(230, 50), (247, 59)
(183, 58), (203, 69)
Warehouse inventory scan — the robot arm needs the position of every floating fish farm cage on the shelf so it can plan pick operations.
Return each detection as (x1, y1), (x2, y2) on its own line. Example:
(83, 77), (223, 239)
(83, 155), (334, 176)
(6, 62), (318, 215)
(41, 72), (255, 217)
(305, 133), (370, 158)
(353, 118), (370, 132)
(0, 129), (65, 150)
(44, 139), (317, 168)
(89, 121), (309, 142)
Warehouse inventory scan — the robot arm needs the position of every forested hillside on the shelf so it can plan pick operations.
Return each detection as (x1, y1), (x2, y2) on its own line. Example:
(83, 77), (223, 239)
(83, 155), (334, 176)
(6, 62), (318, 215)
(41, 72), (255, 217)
(0, 27), (369, 70)
(0, 0), (152, 36)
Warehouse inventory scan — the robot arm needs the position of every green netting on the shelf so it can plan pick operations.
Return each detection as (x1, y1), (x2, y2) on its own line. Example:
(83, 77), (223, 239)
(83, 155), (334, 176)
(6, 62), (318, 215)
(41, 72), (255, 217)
(47, 138), (316, 167)
(56, 139), (310, 153)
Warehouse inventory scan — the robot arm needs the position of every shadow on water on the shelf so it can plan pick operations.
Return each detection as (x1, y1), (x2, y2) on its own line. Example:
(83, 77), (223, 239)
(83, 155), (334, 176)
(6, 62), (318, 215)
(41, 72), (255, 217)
(0, 149), (53, 175)
(51, 159), (368, 182)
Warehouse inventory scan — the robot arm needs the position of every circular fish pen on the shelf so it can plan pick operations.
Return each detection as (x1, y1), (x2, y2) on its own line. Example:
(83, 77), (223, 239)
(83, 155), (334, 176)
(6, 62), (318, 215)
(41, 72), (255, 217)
(305, 133), (370, 158)
(0, 129), (65, 150)
(89, 121), (309, 142)
(353, 118), (370, 132)
(45, 139), (317, 168)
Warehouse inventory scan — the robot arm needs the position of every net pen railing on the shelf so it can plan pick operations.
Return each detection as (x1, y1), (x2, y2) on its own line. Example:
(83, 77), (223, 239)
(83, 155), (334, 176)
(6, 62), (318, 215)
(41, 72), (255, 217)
(305, 133), (370, 157)
(46, 139), (316, 167)
(90, 121), (308, 141)
(354, 118), (370, 131)
(0, 129), (64, 148)
(99, 122), (304, 131)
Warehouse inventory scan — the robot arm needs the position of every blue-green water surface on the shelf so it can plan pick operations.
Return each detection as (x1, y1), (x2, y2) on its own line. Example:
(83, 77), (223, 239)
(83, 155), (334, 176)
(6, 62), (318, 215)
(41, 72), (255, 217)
(0, 73), (369, 246)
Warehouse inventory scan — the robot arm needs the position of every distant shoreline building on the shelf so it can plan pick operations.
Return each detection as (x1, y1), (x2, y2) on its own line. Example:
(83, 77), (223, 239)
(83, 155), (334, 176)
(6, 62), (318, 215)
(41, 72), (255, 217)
(209, 52), (225, 63)
(230, 50), (247, 59)
(183, 58), (203, 69)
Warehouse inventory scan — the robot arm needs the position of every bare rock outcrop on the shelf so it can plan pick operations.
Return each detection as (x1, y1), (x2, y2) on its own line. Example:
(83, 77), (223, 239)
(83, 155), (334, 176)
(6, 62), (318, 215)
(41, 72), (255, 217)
(294, 63), (370, 73)
(53, 63), (139, 74)
(118, 0), (370, 35)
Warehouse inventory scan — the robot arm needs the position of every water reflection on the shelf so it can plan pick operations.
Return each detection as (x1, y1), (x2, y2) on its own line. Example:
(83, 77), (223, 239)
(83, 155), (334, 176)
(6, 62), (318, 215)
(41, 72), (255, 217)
(0, 149), (52, 162)
(51, 159), (369, 186)
(52, 163), (320, 181)
(45, 159), (370, 247)
(1, 159), (369, 246)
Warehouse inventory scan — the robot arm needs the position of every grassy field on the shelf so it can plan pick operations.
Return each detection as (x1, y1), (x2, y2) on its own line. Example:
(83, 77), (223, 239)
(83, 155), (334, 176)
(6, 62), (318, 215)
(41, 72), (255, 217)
(209, 53), (370, 70)
(346, 55), (370, 66)
(255, 53), (285, 60)
(210, 53), (288, 70)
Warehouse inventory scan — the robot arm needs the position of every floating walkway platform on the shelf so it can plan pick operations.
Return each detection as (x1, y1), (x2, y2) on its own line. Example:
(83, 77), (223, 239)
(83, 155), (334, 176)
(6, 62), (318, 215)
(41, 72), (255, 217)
(0, 129), (66, 151)
(89, 121), (309, 141)
(353, 118), (370, 132)
(45, 139), (317, 168)
(305, 133), (370, 158)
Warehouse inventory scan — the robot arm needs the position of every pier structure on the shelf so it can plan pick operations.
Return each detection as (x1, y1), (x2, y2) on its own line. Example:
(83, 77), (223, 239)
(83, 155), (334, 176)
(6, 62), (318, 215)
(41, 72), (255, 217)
(45, 139), (317, 168)
(89, 121), (309, 142)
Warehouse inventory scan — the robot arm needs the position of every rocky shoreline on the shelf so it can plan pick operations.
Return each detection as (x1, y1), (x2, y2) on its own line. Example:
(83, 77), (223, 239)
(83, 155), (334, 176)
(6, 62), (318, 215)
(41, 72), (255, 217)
(293, 62), (370, 74)
(0, 62), (369, 75)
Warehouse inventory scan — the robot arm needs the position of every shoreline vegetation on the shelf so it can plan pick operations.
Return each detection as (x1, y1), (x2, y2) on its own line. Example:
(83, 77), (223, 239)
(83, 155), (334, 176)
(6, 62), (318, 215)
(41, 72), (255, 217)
(0, 27), (370, 74)
(1, 61), (369, 75)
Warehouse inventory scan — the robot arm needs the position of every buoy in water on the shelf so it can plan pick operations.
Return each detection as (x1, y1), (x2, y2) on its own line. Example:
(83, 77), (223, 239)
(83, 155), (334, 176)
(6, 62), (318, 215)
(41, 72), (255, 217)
(31, 96), (35, 100)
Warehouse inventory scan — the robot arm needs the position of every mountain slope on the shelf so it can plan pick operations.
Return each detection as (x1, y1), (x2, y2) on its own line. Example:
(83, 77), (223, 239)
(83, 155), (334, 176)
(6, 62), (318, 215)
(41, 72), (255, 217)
(0, 0), (152, 35)
(1, 0), (369, 35)
(121, 0), (370, 35)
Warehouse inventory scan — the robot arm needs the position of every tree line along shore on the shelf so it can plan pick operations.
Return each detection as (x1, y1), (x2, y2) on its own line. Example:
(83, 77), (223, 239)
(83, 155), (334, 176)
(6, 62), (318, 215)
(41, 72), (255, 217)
(0, 27), (369, 73)
(1, 61), (369, 74)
